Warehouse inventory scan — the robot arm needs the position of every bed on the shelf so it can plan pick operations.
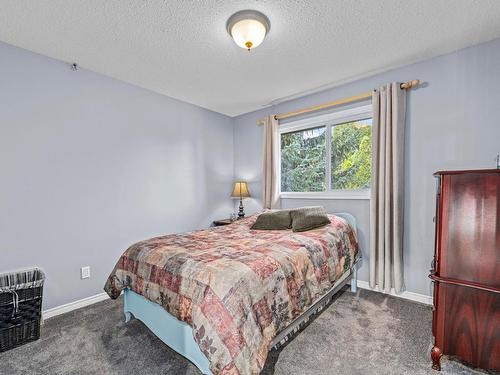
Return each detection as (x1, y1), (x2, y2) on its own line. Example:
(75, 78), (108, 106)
(104, 212), (359, 375)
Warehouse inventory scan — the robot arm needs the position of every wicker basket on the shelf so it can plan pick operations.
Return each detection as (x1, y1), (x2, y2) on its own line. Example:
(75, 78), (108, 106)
(0, 268), (45, 352)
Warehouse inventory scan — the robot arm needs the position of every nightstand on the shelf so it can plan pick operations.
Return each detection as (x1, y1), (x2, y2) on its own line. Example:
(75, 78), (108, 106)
(212, 219), (233, 227)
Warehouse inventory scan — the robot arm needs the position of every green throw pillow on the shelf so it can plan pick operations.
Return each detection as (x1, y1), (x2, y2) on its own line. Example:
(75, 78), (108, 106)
(251, 210), (292, 230)
(291, 206), (330, 232)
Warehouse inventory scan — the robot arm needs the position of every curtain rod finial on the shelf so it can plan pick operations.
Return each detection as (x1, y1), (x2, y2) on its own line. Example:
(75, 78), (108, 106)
(402, 79), (420, 89)
(409, 79), (420, 87)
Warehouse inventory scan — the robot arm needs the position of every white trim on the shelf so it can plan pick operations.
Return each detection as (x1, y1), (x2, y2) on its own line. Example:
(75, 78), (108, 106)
(280, 190), (370, 200)
(42, 292), (109, 320)
(325, 123), (332, 190)
(279, 104), (372, 134)
(356, 280), (433, 305)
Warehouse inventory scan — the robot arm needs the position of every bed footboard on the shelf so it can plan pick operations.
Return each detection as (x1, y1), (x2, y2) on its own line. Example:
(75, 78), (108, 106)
(123, 288), (213, 375)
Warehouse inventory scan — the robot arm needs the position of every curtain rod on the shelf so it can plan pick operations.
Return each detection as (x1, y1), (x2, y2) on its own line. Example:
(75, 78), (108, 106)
(256, 79), (420, 125)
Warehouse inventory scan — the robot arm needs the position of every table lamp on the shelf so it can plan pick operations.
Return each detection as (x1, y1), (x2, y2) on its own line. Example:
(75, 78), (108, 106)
(231, 181), (251, 218)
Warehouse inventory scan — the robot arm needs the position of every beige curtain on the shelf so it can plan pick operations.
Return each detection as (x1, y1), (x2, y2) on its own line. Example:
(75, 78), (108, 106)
(369, 83), (407, 293)
(262, 115), (280, 209)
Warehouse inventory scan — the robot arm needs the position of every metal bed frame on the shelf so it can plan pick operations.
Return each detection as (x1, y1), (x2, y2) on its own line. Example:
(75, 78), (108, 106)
(123, 213), (359, 375)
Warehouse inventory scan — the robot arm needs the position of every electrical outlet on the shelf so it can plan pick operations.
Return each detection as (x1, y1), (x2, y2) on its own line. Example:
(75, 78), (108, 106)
(81, 266), (90, 279)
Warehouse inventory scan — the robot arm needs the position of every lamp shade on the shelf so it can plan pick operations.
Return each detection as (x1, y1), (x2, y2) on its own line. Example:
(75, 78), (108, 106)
(231, 181), (251, 198)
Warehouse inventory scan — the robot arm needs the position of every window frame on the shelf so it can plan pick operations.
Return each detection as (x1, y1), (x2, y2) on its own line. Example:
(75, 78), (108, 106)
(279, 104), (372, 200)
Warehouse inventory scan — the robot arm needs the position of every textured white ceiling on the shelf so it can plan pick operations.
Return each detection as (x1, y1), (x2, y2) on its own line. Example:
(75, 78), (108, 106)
(1, 1), (500, 116)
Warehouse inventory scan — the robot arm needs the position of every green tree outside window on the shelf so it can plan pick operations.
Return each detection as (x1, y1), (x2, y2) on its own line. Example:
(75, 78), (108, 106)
(280, 119), (372, 192)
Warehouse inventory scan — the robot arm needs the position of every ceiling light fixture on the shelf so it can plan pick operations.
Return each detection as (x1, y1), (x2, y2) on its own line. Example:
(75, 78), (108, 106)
(226, 10), (270, 51)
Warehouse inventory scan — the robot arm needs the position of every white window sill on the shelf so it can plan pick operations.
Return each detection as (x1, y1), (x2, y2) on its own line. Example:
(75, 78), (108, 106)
(280, 190), (370, 200)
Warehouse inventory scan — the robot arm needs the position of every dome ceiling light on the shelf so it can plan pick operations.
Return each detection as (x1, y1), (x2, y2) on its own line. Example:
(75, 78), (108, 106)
(226, 10), (270, 51)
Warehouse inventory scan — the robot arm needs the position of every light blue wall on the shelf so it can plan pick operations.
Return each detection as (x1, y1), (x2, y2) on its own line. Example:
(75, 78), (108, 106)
(233, 38), (500, 296)
(2, 37), (499, 309)
(0, 42), (234, 309)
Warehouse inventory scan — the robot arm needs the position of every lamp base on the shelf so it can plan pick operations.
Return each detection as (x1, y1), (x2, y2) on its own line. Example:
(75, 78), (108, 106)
(238, 198), (245, 218)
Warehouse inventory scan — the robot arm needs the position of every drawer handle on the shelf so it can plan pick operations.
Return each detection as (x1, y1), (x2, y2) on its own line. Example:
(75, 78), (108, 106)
(429, 272), (500, 294)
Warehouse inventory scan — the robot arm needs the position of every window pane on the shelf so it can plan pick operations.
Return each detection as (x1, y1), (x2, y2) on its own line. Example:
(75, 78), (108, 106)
(281, 126), (326, 192)
(331, 119), (372, 189)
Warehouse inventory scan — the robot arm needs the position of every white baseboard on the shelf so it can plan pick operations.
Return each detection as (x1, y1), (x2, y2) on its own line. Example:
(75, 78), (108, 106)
(356, 280), (433, 305)
(43, 292), (109, 320)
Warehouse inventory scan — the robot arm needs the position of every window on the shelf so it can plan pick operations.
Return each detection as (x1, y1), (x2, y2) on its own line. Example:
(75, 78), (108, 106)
(279, 105), (372, 199)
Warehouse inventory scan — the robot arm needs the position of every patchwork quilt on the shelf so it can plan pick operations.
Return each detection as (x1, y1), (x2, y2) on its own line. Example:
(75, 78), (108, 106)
(104, 214), (358, 375)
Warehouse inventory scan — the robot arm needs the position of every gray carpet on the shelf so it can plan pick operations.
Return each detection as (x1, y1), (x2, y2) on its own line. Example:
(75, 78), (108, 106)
(1, 289), (487, 375)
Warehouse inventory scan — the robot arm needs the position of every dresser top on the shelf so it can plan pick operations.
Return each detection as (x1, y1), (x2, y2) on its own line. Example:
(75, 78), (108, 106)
(434, 169), (500, 176)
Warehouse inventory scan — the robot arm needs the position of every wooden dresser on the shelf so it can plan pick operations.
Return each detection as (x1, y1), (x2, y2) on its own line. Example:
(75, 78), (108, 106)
(430, 169), (499, 371)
